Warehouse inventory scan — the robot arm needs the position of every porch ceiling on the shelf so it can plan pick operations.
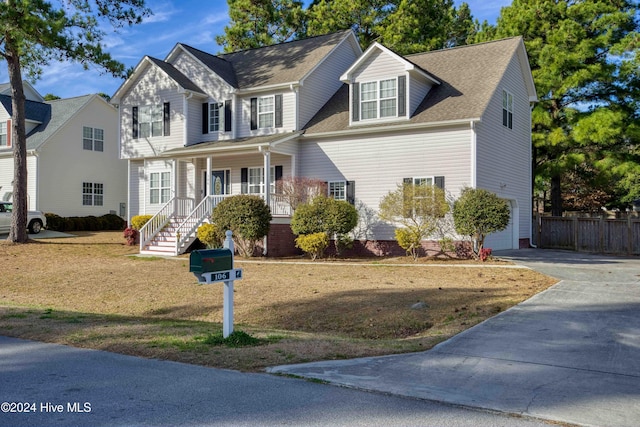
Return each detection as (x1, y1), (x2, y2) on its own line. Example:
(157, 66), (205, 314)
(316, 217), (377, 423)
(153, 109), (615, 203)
(161, 131), (303, 158)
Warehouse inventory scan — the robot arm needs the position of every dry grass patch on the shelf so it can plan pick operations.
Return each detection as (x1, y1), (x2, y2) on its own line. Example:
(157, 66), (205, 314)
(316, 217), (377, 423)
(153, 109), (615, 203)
(0, 231), (556, 371)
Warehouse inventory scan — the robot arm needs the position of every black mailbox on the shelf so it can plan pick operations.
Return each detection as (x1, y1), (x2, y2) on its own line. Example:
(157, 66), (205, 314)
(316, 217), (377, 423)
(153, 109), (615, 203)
(190, 249), (233, 276)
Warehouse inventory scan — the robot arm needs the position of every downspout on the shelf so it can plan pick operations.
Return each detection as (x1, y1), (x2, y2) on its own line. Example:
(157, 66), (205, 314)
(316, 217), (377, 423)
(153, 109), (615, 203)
(470, 121), (477, 188)
(529, 102), (537, 248)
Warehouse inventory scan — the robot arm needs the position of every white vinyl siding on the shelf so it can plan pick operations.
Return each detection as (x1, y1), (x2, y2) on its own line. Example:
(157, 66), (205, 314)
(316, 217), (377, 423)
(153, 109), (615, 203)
(36, 96), (126, 217)
(300, 127), (472, 240)
(475, 53), (532, 246)
(119, 65), (185, 159)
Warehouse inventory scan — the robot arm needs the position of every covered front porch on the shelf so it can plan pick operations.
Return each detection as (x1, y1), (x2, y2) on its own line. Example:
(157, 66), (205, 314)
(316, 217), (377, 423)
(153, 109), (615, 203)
(138, 133), (300, 256)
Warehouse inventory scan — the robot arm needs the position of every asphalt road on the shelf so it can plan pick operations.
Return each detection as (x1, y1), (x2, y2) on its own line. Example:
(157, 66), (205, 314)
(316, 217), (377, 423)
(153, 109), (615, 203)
(0, 336), (553, 427)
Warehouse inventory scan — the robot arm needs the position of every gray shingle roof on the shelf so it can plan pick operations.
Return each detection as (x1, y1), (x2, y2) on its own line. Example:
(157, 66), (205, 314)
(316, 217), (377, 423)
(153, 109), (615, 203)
(304, 37), (524, 134)
(179, 30), (354, 89)
(146, 57), (205, 94)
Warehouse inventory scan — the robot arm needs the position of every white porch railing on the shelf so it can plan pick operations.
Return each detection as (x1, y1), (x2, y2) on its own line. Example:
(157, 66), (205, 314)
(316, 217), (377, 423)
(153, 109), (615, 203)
(174, 195), (228, 253)
(139, 197), (195, 252)
(269, 193), (293, 217)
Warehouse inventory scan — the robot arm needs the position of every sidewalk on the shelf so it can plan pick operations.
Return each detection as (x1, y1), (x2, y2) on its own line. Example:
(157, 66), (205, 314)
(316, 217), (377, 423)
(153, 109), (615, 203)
(269, 249), (640, 427)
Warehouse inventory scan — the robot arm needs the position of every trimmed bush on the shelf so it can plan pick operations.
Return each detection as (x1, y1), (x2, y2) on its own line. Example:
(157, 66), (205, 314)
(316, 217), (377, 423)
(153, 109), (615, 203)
(211, 195), (272, 257)
(131, 215), (153, 230)
(295, 232), (329, 260)
(197, 223), (221, 248)
(45, 213), (126, 232)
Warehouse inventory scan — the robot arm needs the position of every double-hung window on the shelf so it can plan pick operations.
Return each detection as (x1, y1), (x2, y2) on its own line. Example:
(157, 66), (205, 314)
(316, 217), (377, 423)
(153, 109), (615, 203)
(328, 181), (346, 201)
(150, 172), (171, 204)
(360, 78), (398, 120)
(247, 167), (277, 194)
(503, 90), (513, 129)
(83, 126), (104, 151)
(139, 105), (163, 138)
(209, 103), (221, 132)
(0, 122), (7, 147)
(82, 182), (104, 206)
(258, 96), (274, 128)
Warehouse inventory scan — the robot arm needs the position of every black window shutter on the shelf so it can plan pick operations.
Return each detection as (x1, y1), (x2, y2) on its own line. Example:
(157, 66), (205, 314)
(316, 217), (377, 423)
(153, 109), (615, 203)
(352, 84), (359, 122)
(241, 168), (248, 194)
(274, 165), (283, 194)
(398, 76), (406, 117)
(250, 98), (257, 130)
(346, 181), (355, 205)
(163, 102), (170, 136)
(132, 106), (138, 139)
(435, 176), (445, 190)
(224, 100), (232, 132)
(202, 103), (209, 134)
(274, 94), (283, 128)
(402, 178), (412, 217)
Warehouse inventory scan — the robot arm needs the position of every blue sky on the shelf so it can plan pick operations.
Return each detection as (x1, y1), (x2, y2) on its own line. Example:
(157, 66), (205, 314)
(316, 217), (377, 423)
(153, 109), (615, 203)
(0, 0), (511, 99)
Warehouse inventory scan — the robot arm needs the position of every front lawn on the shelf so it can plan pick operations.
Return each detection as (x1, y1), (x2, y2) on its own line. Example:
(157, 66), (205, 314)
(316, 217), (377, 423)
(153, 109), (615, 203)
(0, 232), (556, 371)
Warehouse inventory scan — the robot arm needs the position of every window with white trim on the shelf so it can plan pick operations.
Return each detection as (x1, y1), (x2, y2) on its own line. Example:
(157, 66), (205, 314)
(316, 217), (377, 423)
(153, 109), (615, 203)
(209, 103), (221, 132)
(139, 105), (163, 138)
(0, 122), (7, 147)
(328, 181), (346, 201)
(247, 166), (277, 194)
(360, 78), (397, 120)
(82, 182), (104, 206)
(502, 90), (513, 129)
(150, 172), (171, 204)
(83, 126), (104, 151)
(258, 96), (274, 128)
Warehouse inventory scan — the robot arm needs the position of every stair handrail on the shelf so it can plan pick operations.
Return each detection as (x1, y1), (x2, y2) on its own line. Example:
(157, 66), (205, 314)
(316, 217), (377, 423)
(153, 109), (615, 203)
(138, 197), (194, 252)
(174, 195), (227, 254)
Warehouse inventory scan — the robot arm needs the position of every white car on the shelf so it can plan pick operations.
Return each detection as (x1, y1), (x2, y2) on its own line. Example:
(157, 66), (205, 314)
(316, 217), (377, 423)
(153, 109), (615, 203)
(0, 201), (47, 234)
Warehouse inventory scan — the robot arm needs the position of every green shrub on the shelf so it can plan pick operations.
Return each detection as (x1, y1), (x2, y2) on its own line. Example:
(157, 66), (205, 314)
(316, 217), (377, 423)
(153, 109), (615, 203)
(291, 196), (358, 256)
(197, 223), (221, 248)
(295, 232), (329, 260)
(453, 187), (510, 259)
(131, 215), (153, 230)
(395, 227), (422, 260)
(45, 213), (126, 232)
(211, 195), (272, 257)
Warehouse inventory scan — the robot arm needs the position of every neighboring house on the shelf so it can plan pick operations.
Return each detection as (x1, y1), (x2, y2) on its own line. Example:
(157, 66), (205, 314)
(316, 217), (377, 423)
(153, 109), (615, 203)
(0, 86), (127, 218)
(111, 30), (537, 256)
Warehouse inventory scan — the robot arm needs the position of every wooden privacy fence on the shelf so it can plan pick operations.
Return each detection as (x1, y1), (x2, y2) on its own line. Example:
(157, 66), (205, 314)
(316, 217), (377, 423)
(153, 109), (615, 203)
(535, 215), (640, 255)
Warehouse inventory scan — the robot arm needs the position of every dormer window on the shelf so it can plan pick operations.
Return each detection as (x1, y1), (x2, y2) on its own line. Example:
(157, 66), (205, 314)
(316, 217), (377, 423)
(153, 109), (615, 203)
(360, 78), (397, 120)
(352, 76), (406, 123)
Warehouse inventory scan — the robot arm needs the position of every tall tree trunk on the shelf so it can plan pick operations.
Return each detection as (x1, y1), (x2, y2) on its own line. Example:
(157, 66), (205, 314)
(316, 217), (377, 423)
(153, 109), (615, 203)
(550, 174), (563, 217)
(5, 35), (29, 243)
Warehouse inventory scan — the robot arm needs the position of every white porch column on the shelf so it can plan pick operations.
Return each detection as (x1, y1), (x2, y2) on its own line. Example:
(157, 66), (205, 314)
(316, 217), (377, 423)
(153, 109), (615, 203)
(172, 159), (178, 213)
(261, 147), (271, 207)
(260, 147), (271, 256)
(206, 156), (212, 196)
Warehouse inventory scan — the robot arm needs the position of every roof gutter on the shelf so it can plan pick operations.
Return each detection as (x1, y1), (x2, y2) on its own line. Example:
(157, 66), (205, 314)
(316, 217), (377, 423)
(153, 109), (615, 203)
(304, 118), (482, 139)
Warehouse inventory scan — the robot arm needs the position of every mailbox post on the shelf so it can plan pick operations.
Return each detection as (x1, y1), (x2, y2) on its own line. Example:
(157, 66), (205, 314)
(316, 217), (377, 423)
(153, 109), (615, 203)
(189, 230), (242, 338)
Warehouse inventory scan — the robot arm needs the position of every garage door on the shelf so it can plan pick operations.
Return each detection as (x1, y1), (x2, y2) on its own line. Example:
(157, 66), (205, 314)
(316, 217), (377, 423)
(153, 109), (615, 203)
(484, 200), (515, 250)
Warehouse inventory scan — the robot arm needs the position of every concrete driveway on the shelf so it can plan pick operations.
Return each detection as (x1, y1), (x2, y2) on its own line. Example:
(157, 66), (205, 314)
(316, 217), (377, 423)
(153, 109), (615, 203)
(270, 249), (640, 427)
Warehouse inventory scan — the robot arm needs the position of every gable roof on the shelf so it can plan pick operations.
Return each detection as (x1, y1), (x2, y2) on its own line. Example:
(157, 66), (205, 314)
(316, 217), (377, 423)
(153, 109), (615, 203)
(26, 94), (99, 150)
(174, 30), (358, 90)
(304, 37), (535, 134)
(0, 81), (44, 102)
(340, 42), (440, 85)
(111, 56), (206, 103)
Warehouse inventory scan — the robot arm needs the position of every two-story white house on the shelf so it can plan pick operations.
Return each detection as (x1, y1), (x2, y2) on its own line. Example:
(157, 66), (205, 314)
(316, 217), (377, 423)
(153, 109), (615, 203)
(0, 84), (127, 218)
(112, 30), (536, 256)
